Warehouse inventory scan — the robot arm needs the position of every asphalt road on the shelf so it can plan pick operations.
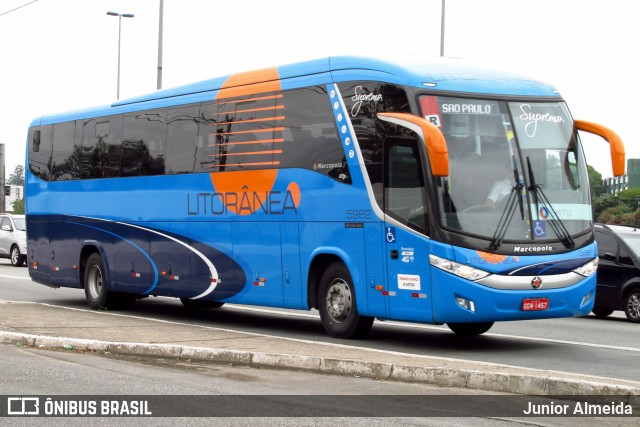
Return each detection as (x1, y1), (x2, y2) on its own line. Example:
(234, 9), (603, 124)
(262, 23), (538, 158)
(1, 260), (639, 383)
(0, 345), (633, 426)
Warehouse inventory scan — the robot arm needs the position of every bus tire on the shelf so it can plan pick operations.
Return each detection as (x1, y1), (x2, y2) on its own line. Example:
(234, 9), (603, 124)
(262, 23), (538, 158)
(180, 298), (224, 309)
(84, 253), (134, 310)
(624, 289), (640, 323)
(447, 322), (493, 336)
(318, 262), (373, 339)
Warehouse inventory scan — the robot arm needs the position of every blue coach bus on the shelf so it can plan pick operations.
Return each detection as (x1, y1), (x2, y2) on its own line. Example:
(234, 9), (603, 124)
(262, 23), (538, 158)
(25, 56), (625, 338)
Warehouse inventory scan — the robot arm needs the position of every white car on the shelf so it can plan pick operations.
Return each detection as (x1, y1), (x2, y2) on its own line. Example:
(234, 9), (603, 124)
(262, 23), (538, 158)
(0, 214), (27, 267)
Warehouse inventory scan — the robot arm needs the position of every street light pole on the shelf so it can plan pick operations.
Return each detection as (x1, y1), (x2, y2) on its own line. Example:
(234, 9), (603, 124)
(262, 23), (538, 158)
(107, 11), (134, 100)
(157, 0), (164, 90)
(440, 0), (446, 57)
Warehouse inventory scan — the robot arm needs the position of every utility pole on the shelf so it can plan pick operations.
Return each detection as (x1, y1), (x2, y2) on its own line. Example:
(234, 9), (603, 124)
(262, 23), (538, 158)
(440, 0), (446, 57)
(157, 0), (164, 90)
(107, 11), (135, 100)
(0, 144), (5, 213)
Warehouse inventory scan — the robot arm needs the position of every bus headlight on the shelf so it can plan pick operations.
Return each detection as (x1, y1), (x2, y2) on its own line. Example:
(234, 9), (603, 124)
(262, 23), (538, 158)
(429, 254), (490, 281)
(573, 257), (598, 277)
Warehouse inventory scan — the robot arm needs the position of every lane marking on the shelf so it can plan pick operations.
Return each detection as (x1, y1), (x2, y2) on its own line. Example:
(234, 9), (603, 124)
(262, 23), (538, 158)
(2, 286), (638, 354)
(224, 305), (640, 353)
(0, 274), (31, 281)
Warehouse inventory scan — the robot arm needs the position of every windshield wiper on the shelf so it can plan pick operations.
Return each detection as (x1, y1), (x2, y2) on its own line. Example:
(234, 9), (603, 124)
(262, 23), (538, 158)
(489, 157), (525, 250)
(526, 157), (575, 249)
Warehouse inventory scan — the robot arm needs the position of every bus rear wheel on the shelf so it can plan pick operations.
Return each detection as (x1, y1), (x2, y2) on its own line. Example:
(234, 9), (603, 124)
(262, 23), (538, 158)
(84, 253), (134, 310)
(447, 322), (494, 336)
(318, 262), (373, 339)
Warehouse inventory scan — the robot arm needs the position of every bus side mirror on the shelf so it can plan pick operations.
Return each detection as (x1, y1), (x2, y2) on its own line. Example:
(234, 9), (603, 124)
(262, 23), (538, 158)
(575, 120), (625, 177)
(377, 113), (449, 177)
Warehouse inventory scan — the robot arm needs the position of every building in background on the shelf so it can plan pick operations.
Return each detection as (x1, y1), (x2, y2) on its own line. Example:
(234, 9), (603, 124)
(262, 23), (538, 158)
(4, 185), (23, 212)
(602, 158), (639, 195)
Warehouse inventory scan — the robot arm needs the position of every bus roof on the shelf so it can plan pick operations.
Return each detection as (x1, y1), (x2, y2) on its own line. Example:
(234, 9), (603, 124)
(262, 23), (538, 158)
(32, 55), (561, 126)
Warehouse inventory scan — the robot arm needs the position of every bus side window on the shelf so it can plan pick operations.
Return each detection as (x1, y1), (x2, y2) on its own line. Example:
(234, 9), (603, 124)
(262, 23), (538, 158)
(196, 101), (218, 172)
(338, 81), (411, 206)
(51, 121), (77, 180)
(278, 86), (349, 183)
(122, 110), (167, 176)
(166, 104), (199, 174)
(384, 136), (429, 234)
(29, 126), (52, 181)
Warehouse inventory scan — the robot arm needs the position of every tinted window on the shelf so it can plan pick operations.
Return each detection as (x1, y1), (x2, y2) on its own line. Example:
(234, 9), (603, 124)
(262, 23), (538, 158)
(101, 116), (123, 178)
(338, 82), (411, 200)
(619, 246), (633, 266)
(78, 116), (122, 179)
(595, 231), (617, 258)
(51, 122), (76, 180)
(196, 100), (218, 172)
(277, 86), (348, 183)
(385, 136), (428, 233)
(122, 110), (166, 176)
(28, 126), (52, 180)
(166, 105), (199, 174)
(210, 94), (278, 171)
(80, 119), (98, 178)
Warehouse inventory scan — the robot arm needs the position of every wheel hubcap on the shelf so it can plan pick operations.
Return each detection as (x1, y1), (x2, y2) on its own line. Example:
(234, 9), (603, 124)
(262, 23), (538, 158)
(325, 279), (352, 323)
(627, 293), (640, 320)
(11, 249), (18, 264)
(87, 265), (103, 299)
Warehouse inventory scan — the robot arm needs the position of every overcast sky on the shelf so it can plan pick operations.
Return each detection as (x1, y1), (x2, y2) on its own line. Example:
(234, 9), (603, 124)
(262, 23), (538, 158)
(1, 0), (637, 179)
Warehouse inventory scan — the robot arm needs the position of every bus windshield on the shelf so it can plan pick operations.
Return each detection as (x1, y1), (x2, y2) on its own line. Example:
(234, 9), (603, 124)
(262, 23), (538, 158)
(420, 96), (591, 245)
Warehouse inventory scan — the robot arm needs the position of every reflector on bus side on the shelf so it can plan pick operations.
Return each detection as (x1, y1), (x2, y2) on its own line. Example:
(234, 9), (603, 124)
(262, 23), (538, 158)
(575, 119), (625, 177)
(377, 112), (449, 177)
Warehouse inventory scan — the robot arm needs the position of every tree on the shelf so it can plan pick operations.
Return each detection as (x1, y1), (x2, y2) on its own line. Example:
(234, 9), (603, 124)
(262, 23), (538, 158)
(615, 188), (640, 212)
(586, 165), (605, 197)
(12, 198), (24, 214)
(7, 165), (24, 186)
(588, 165), (610, 220)
(598, 205), (632, 224)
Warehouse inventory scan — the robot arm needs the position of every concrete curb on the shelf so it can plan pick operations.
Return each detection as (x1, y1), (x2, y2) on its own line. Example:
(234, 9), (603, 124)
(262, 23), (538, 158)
(2, 331), (639, 397)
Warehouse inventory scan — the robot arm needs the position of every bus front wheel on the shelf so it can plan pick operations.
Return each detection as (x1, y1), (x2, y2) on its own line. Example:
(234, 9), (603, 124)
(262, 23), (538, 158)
(84, 253), (134, 310)
(447, 322), (494, 336)
(318, 262), (373, 339)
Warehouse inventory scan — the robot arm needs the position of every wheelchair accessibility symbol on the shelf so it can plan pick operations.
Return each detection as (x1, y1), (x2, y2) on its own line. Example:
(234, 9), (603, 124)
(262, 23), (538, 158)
(386, 227), (396, 243)
(534, 221), (546, 238)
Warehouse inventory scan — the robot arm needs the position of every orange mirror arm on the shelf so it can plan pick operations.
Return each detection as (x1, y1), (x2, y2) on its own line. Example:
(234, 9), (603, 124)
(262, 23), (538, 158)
(377, 113), (449, 176)
(575, 120), (625, 177)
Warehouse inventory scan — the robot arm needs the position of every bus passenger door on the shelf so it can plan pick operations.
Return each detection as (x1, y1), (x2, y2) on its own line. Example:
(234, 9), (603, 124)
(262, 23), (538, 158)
(383, 136), (433, 322)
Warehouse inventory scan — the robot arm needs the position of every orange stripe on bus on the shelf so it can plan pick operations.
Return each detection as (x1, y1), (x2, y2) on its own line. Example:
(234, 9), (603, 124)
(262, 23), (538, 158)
(217, 127), (285, 136)
(217, 105), (284, 115)
(209, 138), (285, 146)
(216, 67), (281, 100)
(218, 94), (283, 105)
(216, 116), (285, 126)
(212, 150), (283, 157)
(209, 161), (280, 168)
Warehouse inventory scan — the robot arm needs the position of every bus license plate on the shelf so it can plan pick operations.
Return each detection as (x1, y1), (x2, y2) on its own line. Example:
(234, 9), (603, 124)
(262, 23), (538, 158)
(521, 298), (549, 311)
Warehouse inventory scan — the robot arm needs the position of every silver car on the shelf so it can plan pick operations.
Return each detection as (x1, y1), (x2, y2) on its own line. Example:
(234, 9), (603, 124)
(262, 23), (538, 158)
(0, 214), (27, 267)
